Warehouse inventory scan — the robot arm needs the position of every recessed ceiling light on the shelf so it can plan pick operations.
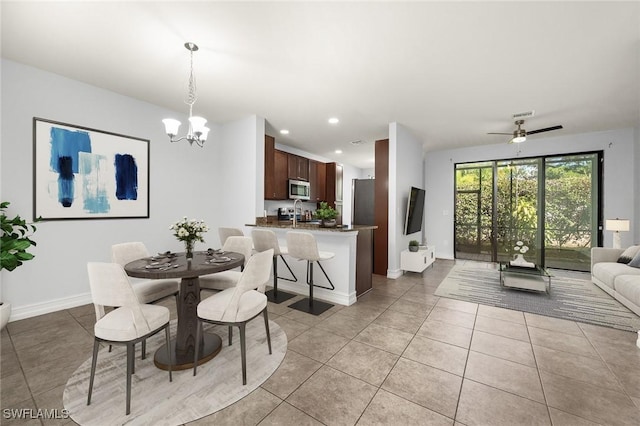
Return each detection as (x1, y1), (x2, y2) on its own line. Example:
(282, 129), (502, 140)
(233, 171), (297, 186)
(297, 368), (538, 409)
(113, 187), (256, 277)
(328, 117), (339, 124)
(280, 129), (289, 135)
(335, 149), (343, 154)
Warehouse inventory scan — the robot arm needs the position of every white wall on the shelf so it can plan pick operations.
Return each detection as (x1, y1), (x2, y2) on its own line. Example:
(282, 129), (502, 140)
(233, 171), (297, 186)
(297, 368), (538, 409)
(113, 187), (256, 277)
(0, 59), (263, 319)
(635, 125), (640, 243)
(425, 128), (637, 259)
(388, 122), (424, 277)
(214, 115), (265, 240)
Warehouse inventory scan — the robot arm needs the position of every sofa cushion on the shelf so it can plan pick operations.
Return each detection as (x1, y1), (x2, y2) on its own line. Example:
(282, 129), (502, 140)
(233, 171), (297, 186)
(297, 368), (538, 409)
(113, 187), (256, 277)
(627, 250), (640, 268)
(592, 262), (640, 289)
(613, 275), (640, 309)
(617, 245), (640, 264)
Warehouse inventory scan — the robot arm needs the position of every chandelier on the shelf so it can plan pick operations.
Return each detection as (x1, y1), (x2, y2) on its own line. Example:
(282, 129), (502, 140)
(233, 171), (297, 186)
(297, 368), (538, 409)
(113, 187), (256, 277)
(162, 42), (209, 147)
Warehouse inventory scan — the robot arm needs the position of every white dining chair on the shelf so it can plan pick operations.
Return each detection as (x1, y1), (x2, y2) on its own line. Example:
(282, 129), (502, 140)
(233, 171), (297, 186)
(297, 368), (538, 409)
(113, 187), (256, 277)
(87, 262), (172, 415)
(111, 242), (180, 358)
(218, 227), (244, 246)
(199, 236), (253, 293)
(111, 242), (180, 306)
(193, 249), (274, 385)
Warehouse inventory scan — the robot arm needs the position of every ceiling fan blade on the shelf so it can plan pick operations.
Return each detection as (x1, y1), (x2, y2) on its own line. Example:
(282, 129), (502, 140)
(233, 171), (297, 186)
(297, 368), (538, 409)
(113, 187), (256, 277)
(527, 125), (563, 135)
(487, 132), (512, 135)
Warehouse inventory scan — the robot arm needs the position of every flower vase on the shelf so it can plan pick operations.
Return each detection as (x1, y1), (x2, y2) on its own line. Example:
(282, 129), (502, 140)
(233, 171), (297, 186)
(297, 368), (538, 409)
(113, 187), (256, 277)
(185, 240), (194, 260)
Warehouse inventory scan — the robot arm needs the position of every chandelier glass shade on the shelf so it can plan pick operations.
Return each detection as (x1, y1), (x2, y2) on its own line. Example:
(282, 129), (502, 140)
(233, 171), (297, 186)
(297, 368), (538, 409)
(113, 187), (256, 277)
(162, 42), (209, 147)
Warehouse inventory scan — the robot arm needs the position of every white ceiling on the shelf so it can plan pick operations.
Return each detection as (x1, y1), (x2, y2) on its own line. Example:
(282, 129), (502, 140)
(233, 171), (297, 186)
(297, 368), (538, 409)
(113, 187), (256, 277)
(2, 1), (639, 169)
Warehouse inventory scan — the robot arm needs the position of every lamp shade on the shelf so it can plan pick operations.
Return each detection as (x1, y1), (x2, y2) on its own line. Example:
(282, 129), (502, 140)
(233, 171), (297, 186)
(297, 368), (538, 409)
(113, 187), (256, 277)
(605, 219), (630, 232)
(188, 116), (207, 134)
(162, 119), (181, 136)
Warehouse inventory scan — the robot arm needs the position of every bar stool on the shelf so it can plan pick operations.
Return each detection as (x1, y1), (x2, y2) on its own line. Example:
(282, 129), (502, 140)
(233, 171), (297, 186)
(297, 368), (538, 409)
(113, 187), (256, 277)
(251, 229), (297, 303)
(286, 231), (335, 315)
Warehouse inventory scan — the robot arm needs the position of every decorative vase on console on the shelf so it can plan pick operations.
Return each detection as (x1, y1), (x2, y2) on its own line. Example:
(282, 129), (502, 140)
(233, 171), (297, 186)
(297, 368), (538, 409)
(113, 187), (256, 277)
(510, 241), (535, 268)
(170, 216), (209, 260)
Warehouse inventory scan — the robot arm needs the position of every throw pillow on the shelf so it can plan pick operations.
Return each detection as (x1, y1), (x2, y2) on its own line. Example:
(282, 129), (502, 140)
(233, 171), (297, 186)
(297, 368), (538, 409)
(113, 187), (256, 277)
(628, 250), (640, 268)
(617, 245), (640, 264)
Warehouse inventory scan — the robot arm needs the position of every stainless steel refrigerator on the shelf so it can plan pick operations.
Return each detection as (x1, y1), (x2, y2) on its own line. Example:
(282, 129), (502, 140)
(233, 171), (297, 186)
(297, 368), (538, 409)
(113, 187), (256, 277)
(352, 178), (375, 225)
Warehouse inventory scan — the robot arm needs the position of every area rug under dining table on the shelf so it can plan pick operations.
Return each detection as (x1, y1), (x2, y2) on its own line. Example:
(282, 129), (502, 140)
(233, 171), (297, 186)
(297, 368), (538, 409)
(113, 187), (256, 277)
(63, 319), (287, 425)
(435, 264), (640, 332)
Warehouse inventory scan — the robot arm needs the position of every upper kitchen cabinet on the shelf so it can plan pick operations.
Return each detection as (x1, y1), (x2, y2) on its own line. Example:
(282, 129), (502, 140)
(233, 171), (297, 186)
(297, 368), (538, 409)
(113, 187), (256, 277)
(264, 135), (288, 200)
(287, 154), (309, 181)
(309, 160), (326, 202)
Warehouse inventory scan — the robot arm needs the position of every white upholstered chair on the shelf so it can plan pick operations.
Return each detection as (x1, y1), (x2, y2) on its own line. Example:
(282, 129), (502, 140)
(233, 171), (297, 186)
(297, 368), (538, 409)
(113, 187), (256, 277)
(218, 227), (244, 246)
(251, 229), (297, 303)
(286, 231), (335, 315)
(199, 236), (254, 293)
(111, 242), (180, 306)
(87, 262), (172, 415)
(111, 242), (180, 358)
(193, 249), (274, 384)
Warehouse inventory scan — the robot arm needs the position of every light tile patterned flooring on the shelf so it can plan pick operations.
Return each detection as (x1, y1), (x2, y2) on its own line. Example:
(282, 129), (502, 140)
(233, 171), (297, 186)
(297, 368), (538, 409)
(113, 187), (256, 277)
(2, 259), (640, 425)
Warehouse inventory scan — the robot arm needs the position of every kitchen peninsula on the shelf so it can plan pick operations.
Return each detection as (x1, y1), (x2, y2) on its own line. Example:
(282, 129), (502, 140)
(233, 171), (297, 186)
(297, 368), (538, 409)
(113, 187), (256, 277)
(246, 223), (377, 305)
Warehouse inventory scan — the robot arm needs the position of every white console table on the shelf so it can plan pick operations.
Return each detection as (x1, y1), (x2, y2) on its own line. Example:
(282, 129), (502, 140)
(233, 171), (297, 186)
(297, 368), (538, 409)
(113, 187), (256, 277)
(401, 246), (435, 273)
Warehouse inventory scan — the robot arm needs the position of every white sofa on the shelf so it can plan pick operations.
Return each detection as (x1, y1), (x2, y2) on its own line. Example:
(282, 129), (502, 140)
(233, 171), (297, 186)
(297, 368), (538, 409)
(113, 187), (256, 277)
(591, 247), (640, 317)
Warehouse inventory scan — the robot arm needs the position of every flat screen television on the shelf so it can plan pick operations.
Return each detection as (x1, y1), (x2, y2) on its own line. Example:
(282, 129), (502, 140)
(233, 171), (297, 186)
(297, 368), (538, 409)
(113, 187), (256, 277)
(404, 186), (426, 235)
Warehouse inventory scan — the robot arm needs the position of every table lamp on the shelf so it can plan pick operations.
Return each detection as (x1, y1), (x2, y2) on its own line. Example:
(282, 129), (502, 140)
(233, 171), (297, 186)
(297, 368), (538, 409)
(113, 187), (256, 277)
(605, 218), (630, 249)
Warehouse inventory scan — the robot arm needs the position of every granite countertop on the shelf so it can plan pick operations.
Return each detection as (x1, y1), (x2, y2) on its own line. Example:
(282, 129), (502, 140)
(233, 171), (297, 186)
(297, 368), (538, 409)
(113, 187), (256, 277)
(246, 222), (377, 232)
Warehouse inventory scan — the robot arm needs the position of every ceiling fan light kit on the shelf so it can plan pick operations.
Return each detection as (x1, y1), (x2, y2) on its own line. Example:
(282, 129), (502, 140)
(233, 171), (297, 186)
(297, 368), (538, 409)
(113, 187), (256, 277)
(488, 117), (563, 144)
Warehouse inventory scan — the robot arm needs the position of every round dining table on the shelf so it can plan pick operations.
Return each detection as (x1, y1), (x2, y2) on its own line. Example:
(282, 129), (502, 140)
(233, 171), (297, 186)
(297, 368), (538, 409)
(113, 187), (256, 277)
(124, 251), (244, 371)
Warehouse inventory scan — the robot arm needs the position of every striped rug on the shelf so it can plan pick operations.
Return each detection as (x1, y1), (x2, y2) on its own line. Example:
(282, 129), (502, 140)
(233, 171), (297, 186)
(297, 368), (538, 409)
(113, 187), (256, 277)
(435, 264), (640, 332)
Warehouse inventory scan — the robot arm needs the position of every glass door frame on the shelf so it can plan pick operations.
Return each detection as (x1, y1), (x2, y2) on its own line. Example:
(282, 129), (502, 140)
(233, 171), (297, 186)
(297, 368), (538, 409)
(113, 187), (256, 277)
(454, 150), (604, 269)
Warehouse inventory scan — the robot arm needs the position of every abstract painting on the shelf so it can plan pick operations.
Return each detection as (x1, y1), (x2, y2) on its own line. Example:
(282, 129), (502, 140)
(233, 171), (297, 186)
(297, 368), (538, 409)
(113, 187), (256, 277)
(33, 118), (149, 220)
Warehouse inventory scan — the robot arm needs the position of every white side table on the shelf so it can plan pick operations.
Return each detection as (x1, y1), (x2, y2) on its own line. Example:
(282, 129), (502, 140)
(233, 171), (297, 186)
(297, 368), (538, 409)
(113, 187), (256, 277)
(401, 246), (435, 273)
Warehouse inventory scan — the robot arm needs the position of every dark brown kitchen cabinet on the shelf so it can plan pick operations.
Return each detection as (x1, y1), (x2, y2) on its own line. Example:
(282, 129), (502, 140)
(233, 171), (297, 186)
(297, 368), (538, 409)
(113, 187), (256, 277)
(325, 162), (337, 207)
(264, 135), (288, 200)
(287, 154), (309, 181)
(309, 160), (326, 202)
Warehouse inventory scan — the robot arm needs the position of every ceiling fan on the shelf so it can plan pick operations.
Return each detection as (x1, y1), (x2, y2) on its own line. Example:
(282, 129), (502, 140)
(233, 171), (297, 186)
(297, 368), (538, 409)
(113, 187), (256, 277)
(488, 119), (563, 143)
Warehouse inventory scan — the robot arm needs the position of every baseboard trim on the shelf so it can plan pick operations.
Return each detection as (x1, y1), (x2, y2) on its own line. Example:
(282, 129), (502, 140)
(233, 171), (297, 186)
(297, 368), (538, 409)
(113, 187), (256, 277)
(8, 293), (93, 322)
(387, 269), (402, 279)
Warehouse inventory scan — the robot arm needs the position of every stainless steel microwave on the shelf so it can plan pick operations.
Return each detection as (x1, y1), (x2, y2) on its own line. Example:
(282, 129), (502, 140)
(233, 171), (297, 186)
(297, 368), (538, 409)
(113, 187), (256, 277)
(288, 179), (310, 200)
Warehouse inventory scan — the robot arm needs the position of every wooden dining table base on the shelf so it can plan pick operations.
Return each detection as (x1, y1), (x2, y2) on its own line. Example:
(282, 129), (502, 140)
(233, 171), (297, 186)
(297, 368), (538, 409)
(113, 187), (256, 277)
(124, 252), (245, 371)
(154, 333), (222, 371)
(154, 275), (220, 371)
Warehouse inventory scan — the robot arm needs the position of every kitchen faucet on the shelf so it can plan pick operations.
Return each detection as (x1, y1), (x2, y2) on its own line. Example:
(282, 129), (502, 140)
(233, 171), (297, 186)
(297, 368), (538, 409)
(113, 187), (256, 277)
(292, 198), (302, 228)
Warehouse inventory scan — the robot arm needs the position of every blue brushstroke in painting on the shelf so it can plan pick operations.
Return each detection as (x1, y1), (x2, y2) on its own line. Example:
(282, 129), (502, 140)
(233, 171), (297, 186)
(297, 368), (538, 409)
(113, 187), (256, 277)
(49, 127), (92, 207)
(114, 154), (138, 200)
(79, 152), (110, 213)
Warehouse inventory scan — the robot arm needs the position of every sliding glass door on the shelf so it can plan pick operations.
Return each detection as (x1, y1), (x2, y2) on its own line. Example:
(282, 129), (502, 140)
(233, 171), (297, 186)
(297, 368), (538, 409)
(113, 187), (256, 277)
(455, 152), (601, 271)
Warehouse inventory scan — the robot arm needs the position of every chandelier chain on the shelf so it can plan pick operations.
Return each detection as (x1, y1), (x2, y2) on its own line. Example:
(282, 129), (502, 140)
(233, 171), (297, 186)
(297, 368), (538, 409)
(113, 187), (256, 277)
(185, 48), (197, 108)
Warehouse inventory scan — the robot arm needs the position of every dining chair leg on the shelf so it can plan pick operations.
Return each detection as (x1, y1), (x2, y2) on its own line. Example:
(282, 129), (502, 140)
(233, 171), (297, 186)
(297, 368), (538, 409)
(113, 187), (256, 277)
(229, 325), (233, 346)
(87, 339), (100, 406)
(193, 319), (201, 376)
(141, 339), (147, 360)
(239, 324), (247, 385)
(164, 324), (173, 382)
(263, 309), (272, 354)
(126, 343), (133, 415)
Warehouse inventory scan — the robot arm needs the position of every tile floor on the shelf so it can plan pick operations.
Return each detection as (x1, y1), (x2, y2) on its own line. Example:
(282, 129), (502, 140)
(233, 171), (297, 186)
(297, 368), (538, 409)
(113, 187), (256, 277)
(2, 259), (640, 425)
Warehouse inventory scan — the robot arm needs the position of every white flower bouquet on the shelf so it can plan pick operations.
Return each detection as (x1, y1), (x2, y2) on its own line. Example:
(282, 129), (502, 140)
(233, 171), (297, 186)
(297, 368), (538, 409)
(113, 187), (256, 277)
(511, 240), (535, 267)
(169, 217), (209, 257)
(513, 241), (529, 255)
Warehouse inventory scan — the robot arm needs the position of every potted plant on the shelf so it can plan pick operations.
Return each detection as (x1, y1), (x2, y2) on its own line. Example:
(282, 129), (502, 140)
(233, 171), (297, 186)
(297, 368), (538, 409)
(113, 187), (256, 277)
(314, 201), (338, 228)
(409, 240), (420, 252)
(1, 201), (39, 330)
